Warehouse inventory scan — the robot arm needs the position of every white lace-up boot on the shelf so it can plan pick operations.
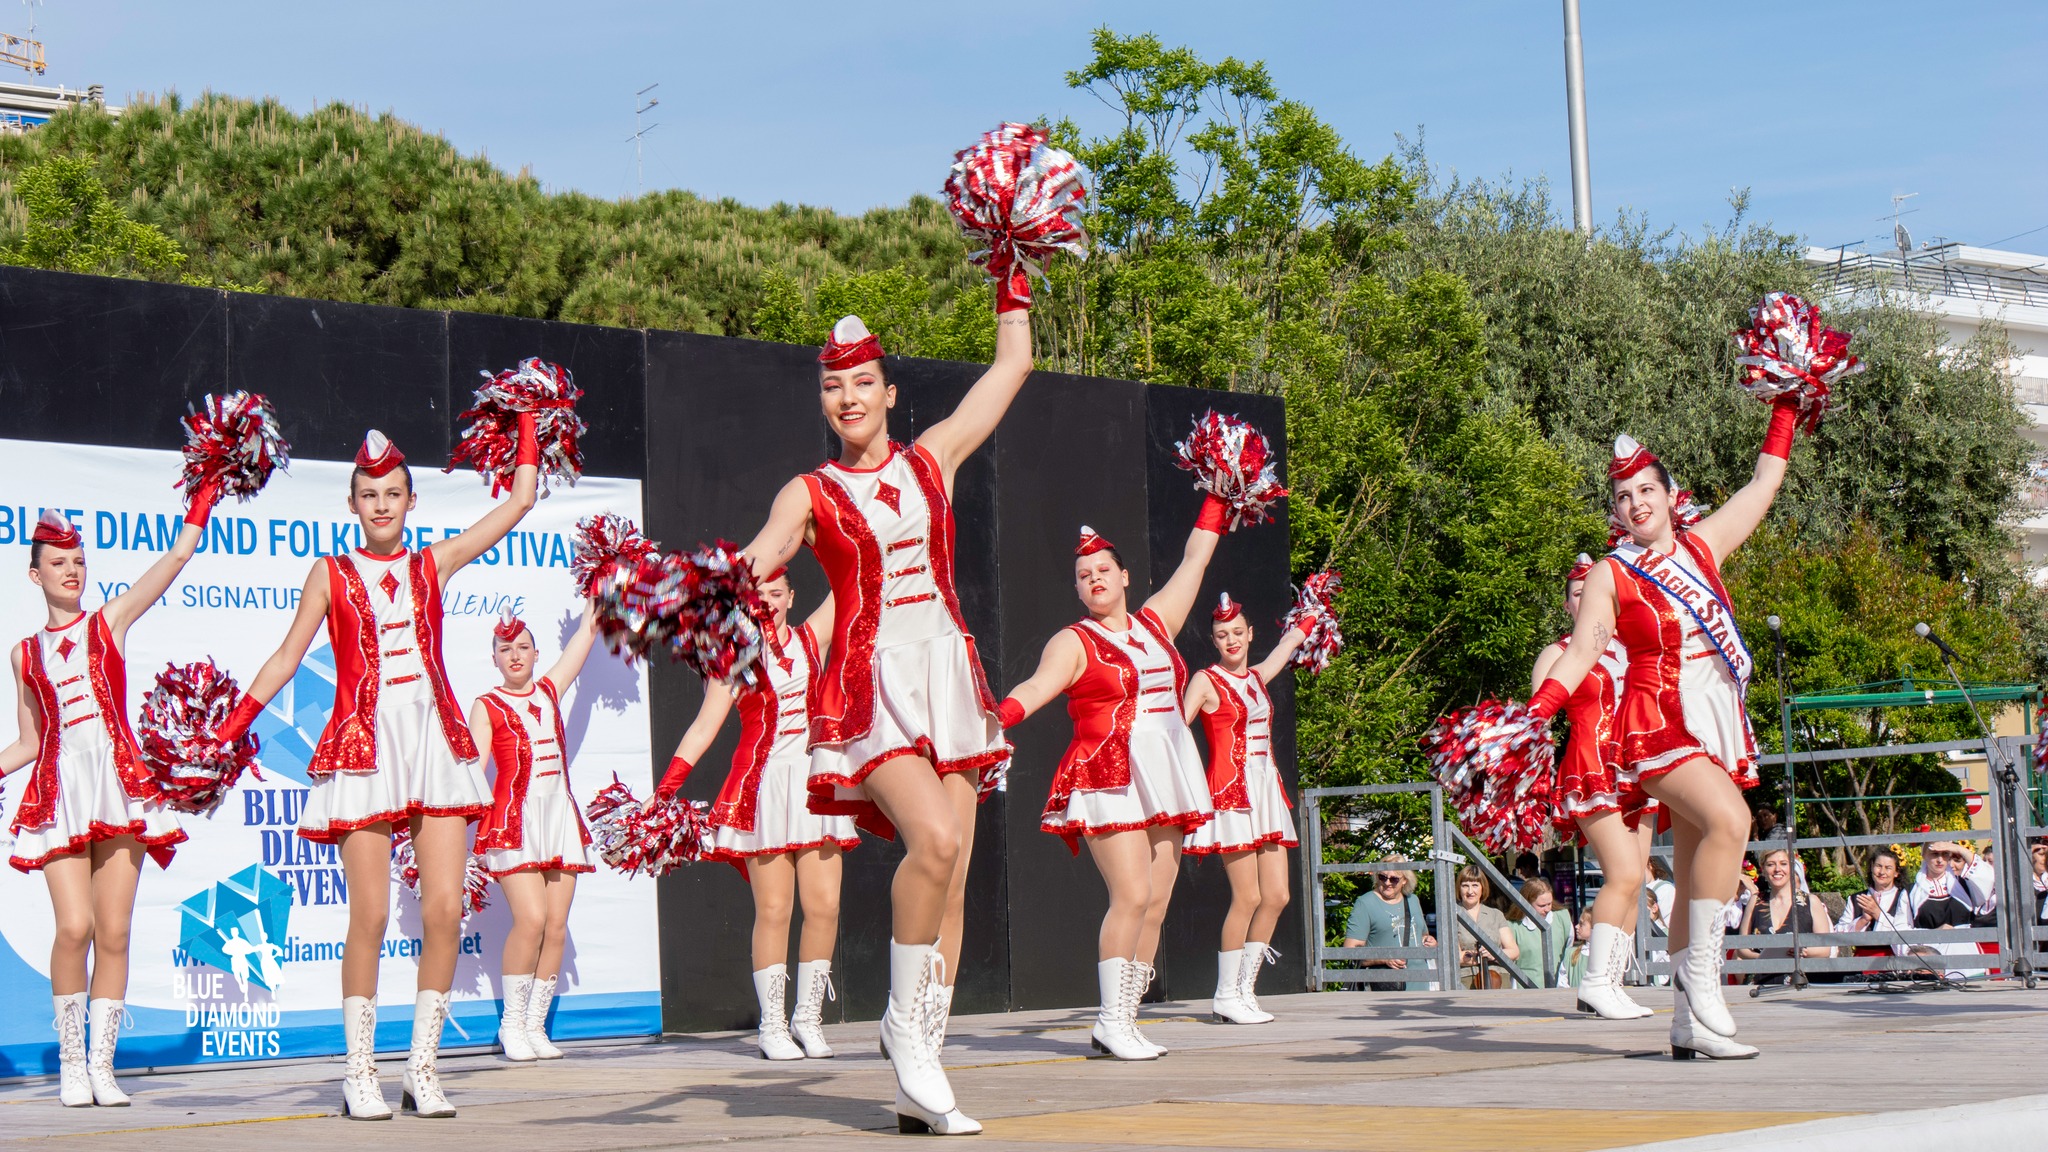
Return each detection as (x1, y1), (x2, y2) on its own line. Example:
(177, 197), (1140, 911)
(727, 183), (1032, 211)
(1127, 961), (1167, 1056)
(399, 990), (456, 1118)
(1238, 943), (1278, 1024)
(340, 995), (391, 1120)
(1088, 958), (1157, 1061)
(752, 966), (804, 1060)
(790, 960), (835, 1058)
(1211, 949), (1261, 1023)
(84, 999), (130, 1106)
(1576, 922), (1653, 1019)
(929, 983), (955, 1055)
(880, 940), (978, 1134)
(1671, 983), (1758, 1060)
(1674, 900), (1738, 1037)
(498, 975), (536, 1062)
(526, 975), (564, 1059)
(52, 993), (91, 1108)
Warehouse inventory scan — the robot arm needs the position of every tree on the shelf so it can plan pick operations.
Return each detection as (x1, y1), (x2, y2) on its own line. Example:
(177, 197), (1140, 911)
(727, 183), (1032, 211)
(5, 154), (186, 277)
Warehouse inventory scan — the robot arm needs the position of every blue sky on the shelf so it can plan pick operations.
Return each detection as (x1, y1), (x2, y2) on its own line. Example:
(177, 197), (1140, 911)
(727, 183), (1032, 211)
(26, 1), (2048, 258)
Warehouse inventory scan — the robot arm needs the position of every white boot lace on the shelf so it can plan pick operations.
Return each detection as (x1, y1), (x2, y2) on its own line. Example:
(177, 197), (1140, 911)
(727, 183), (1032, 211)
(1243, 944), (1277, 1007)
(916, 954), (948, 1064)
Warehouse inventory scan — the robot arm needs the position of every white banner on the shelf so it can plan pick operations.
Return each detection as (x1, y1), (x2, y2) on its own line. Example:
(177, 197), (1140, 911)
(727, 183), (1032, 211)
(0, 438), (660, 1072)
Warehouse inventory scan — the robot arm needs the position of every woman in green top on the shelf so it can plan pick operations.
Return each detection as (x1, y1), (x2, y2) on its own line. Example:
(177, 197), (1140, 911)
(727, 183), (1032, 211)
(1507, 878), (1573, 989)
(1342, 855), (1436, 991)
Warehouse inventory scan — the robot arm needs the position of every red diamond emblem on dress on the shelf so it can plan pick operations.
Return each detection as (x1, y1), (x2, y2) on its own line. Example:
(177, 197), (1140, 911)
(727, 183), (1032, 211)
(873, 481), (901, 515)
(527, 702), (544, 724)
(1127, 632), (1149, 654)
(54, 637), (76, 662)
(378, 570), (401, 602)
(776, 653), (795, 675)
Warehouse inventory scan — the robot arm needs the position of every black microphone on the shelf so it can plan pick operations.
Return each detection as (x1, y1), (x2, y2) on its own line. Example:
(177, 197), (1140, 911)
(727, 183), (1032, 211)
(1914, 621), (1960, 663)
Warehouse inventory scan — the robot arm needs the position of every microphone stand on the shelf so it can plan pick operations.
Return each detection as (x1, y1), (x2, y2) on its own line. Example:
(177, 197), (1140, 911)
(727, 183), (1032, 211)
(1920, 625), (2038, 990)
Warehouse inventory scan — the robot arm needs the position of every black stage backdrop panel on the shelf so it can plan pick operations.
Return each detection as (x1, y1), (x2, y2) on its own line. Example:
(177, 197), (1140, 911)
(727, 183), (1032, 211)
(445, 313), (648, 482)
(0, 265), (224, 450)
(995, 371), (1152, 1011)
(227, 292), (452, 468)
(1143, 386), (1306, 997)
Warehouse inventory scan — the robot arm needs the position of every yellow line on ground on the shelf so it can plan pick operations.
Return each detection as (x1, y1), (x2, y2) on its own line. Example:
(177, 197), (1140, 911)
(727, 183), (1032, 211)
(45, 1112), (330, 1137)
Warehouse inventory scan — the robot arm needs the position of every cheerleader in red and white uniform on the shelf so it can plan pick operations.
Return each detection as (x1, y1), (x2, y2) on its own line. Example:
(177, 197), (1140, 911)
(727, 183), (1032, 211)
(1530, 553), (1655, 1021)
(998, 513), (1235, 1062)
(733, 299), (1031, 1135)
(1531, 412), (1802, 1060)
(216, 427), (540, 1117)
(654, 570), (858, 1062)
(1181, 594), (1306, 1026)
(2, 488), (219, 1106)
(470, 605), (599, 1063)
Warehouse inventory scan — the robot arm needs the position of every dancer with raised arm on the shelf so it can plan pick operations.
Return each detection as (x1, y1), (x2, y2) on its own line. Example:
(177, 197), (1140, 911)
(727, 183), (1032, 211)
(472, 604), (600, 1062)
(1183, 595), (1307, 1025)
(214, 421), (546, 1118)
(1529, 554), (1655, 1020)
(653, 571), (857, 1062)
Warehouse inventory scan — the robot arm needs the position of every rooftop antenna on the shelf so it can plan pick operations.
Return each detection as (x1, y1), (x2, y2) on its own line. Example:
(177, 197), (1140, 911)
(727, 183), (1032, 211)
(627, 83), (660, 197)
(1886, 192), (1918, 258)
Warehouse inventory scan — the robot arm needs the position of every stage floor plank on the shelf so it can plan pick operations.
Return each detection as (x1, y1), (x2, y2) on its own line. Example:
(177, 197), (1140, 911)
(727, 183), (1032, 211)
(2, 984), (2041, 1151)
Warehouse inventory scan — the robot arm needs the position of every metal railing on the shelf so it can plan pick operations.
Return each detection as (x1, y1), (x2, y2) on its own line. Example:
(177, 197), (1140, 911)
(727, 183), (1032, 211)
(1300, 783), (1553, 990)
(1813, 244), (2048, 310)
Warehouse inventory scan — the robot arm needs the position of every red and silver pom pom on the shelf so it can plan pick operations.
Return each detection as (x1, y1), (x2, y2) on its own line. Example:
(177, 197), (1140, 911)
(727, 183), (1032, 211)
(1732, 292), (1863, 433)
(449, 357), (587, 498)
(593, 542), (769, 689)
(137, 660), (263, 816)
(1606, 488), (1710, 546)
(389, 828), (492, 917)
(944, 122), (1091, 281)
(1280, 569), (1344, 673)
(571, 513), (659, 599)
(179, 392), (289, 505)
(1174, 410), (1288, 530)
(1421, 698), (1557, 855)
(585, 778), (712, 878)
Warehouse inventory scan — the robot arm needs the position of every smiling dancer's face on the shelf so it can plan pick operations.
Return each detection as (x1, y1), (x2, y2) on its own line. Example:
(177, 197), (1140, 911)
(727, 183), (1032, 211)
(348, 471), (415, 551)
(1211, 616), (1251, 665)
(820, 360), (893, 451)
(1611, 466), (1674, 545)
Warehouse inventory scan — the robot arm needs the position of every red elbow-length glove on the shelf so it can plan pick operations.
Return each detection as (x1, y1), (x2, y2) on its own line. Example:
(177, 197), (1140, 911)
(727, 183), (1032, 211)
(1527, 679), (1570, 721)
(1760, 397), (1800, 461)
(516, 411), (540, 469)
(655, 756), (692, 801)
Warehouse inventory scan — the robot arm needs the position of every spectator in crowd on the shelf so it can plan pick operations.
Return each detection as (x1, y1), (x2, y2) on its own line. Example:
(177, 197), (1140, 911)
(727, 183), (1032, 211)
(1451, 865), (1517, 988)
(1563, 906), (1596, 987)
(1907, 841), (1988, 978)
(1510, 853), (1542, 890)
(1641, 886), (1670, 984)
(1506, 878), (1572, 990)
(2031, 842), (2048, 938)
(1734, 848), (1832, 986)
(1645, 854), (1675, 938)
(1834, 849), (1913, 966)
(1343, 855), (1436, 991)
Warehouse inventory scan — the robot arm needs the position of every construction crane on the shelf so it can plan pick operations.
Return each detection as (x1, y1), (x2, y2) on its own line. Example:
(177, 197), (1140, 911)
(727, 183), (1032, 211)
(4, 0), (44, 74)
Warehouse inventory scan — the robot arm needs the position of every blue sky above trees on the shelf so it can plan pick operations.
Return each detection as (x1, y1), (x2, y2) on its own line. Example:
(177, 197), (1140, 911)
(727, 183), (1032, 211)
(31, 0), (2048, 256)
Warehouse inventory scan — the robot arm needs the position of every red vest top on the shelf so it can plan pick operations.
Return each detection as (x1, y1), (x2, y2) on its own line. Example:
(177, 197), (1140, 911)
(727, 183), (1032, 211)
(801, 442), (997, 748)
(311, 548), (476, 777)
(1198, 666), (1283, 812)
(474, 677), (587, 851)
(1043, 607), (1188, 819)
(14, 611), (156, 827)
(714, 623), (821, 832)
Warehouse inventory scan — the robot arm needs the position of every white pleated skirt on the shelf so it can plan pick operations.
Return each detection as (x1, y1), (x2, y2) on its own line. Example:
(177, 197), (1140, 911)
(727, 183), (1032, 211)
(480, 788), (594, 877)
(299, 689), (489, 844)
(709, 756), (860, 861)
(8, 726), (185, 871)
(1042, 719), (1214, 842)
(1185, 755), (1298, 855)
(809, 631), (1010, 799)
